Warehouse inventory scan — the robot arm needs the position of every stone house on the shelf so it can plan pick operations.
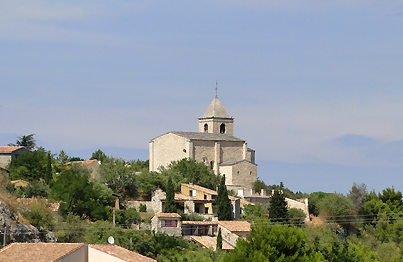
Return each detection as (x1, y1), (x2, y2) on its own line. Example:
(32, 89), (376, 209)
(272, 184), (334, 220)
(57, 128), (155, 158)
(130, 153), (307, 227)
(181, 183), (241, 220)
(125, 184), (241, 220)
(0, 146), (31, 169)
(218, 221), (251, 247)
(149, 95), (257, 193)
(151, 213), (182, 237)
(0, 243), (156, 262)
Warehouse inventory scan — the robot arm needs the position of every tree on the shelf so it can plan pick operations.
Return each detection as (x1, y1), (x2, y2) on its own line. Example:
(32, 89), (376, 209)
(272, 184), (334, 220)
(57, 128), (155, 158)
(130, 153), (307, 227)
(51, 164), (113, 220)
(164, 176), (176, 213)
(222, 222), (323, 262)
(216, 228), (222, 251)
(90, 149), (106, 163)
(269, 189), (288, 223)
(45, 152), (52, 185)
(241, 204), (266, 220)
(161, 158), (220, 190)
(217, 175), (232, 220)
(7, 147), (47, 181)
(98, 156), (138, 198)
(348, 182), (367, 214)
(8, 133), (36, 150)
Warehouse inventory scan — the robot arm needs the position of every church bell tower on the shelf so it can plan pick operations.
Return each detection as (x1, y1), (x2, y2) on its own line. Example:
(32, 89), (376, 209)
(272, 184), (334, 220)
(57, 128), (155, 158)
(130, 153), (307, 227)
(198, 95), (234, 135)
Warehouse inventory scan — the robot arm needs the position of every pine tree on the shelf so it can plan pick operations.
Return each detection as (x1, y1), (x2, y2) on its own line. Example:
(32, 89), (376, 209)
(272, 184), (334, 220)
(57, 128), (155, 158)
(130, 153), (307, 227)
(217, 176), (232, 220)
(216, 228), (223, 250)
(164, 176), (176, 213)
(45, 152), (52, 185)
(268, 188), (288, 223)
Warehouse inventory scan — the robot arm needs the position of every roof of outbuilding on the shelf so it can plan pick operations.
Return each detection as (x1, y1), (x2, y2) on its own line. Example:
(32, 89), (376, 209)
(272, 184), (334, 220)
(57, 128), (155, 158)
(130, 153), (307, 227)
(218, 221), (251, 232)
(153, 213), (181, 218)
(89, 244), (156, 262)
(191, 236), (234, 251)
(0, 243), (85, 262)
(201, 95), (231, 119)
(0, 146), (26, 153)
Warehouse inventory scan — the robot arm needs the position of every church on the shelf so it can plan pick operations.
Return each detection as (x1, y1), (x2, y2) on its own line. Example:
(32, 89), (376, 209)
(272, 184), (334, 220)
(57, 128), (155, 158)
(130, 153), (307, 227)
(149, 95), (258, 194)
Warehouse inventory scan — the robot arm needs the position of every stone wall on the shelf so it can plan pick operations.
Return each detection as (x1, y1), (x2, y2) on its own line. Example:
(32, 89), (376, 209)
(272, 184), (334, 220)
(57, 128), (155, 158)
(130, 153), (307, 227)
(286, 197), (310, 221)
(149, 133), (189, 171)
(151, 216), (181, 237)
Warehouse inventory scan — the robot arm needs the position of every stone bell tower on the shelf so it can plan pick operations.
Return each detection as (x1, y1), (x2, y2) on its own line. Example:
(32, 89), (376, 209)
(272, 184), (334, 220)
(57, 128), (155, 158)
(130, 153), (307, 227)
(198, 95), (234, 135)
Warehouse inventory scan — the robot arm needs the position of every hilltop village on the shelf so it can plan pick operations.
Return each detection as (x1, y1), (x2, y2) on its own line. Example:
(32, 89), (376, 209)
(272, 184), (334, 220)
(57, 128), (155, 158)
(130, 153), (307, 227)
(0, 96), (402, 261)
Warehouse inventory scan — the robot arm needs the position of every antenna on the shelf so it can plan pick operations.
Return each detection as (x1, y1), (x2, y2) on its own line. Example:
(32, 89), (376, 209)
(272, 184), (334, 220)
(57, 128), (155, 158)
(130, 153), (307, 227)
(215, 80), (218, 96)
(107, 236), (115, 245)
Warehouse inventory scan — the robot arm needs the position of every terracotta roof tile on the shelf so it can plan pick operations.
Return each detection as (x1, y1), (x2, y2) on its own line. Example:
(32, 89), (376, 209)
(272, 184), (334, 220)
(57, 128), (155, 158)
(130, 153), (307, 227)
(182, 221), (218, 225)
(218, 221), (251, 232)
(191, 236), (233, 251)
(0, 243), (85, 262)
(66, 159), (99, 167)
(0, 146), (25, 153)
(89, 244), (156, 262)
(153, 213), (181, 218)
(182, 183), (218, 195)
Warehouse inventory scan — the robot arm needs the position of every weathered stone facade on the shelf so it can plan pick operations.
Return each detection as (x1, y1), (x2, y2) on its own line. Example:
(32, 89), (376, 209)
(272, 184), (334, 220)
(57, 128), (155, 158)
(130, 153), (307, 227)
(0, 146), (31, 169)
(149, 95), (258, 192)
(151, 213), (182, 237)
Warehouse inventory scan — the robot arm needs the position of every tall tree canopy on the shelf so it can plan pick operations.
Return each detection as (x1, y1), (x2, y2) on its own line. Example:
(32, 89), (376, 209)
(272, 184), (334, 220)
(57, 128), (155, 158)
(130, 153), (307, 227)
(217, 175), (232, 221)
(268, 189), (288, 223)
(98, 156), (138, 198)
(8, 133), (36, 150)
(164, 176), (176, 213)
(51, 164), (113, 220)
(7, 147), (47, 182)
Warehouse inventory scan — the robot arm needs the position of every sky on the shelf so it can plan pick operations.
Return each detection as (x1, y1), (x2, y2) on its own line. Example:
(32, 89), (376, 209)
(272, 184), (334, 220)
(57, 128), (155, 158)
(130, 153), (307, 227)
(1, 1), (402, 194)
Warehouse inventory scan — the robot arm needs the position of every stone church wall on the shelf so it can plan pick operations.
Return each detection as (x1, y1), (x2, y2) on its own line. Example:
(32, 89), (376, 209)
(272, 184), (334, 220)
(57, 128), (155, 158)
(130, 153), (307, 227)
(219, 141), (244, 163)
(150, 133), (189, 171)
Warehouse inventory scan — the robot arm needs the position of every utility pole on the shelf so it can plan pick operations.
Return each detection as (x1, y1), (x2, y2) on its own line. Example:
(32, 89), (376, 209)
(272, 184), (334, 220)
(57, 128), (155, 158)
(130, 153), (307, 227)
(113, 208), (115, 227)
(2, 228), (6, 247)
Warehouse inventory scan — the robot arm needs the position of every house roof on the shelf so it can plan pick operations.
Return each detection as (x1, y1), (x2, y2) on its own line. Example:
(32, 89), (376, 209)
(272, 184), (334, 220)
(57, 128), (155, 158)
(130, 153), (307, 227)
(66, 159), (99, 167)
(0, 243), (85, 262)
(0, 243), (157, 262)
(182, 221), (218, 225)
(182, 183), (218, 196)
(240, 199), (255, 206)
(191, 236), (234, 251)
(0, 146), (25, 153)
(89, 244), (156, 262)
(218, 221), (251, 232)
(182, 183), (239, 201)
(153, 213), (181, 218)
(201, 95), (231, 119)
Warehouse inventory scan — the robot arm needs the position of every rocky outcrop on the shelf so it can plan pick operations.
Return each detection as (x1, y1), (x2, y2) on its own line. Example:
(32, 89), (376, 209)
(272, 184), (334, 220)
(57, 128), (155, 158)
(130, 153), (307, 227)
(0, 201), (57, 244)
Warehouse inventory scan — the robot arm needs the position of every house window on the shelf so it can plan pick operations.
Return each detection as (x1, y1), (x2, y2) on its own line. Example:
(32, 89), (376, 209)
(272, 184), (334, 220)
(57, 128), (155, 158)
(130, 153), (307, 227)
(210, 161), (214, 170)
(250, 171), (252, 175)
(220, 124), (226, 134)
(204, 194), (207, 200)
(205, 207), (209, 214)
(204, 124), (208, 133)
(161, 220), (177, 227)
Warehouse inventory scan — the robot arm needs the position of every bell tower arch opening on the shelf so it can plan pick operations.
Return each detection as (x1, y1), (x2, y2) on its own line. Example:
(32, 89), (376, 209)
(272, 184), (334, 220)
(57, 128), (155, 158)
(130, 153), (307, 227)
(220, 123), (226, 134)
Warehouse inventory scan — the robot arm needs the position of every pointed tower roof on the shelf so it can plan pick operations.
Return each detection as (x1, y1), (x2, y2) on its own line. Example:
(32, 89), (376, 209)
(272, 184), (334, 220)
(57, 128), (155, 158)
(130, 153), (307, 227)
(202, 95), (230, 118)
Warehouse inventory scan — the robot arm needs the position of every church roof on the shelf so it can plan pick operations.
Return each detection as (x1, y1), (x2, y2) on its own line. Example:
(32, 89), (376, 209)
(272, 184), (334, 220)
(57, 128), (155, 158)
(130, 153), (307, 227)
(201, 95), (231, 119)
(170, 131), (244, 142)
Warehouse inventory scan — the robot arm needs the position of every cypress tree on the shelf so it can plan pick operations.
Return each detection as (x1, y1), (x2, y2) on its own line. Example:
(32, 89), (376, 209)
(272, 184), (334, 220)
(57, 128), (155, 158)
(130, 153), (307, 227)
(45, 152), (52, 185)
(268, 189), (288, 223)
(164, 176), (176, 213)
(216, 228), (223, 250)
(217, 175), (232, 220)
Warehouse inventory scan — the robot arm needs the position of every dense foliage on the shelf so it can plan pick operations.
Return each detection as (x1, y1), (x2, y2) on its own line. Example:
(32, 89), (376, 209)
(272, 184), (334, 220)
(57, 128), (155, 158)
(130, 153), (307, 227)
(217, 175), (232, 221)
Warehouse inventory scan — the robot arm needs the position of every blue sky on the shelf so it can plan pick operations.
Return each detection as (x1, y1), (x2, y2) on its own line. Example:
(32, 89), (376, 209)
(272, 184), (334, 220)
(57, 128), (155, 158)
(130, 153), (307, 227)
(1, 1), (402, 194)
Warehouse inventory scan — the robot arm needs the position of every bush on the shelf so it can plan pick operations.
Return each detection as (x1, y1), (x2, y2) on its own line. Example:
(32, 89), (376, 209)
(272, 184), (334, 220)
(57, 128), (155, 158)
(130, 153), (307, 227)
(24, 180), (50, 198)
(21, 200), (55, 231)
(139, 204), (147, 212)
(288, 208), (306, 226)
